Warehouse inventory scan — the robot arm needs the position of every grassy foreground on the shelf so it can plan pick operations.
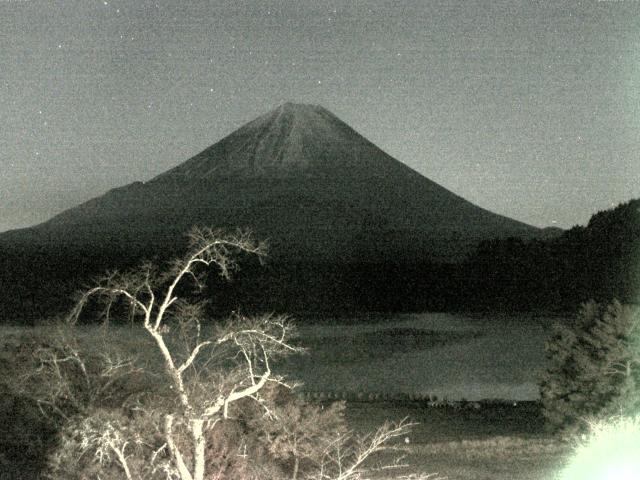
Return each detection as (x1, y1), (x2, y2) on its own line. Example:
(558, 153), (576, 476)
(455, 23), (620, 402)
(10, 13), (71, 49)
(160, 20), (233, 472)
(344, 401), (571, 480)
(0, 396), (571, 480)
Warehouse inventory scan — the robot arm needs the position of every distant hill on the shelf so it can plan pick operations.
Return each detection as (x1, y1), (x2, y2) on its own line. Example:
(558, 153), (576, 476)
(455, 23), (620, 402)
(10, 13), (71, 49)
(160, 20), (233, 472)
(0, 103), (554, 322)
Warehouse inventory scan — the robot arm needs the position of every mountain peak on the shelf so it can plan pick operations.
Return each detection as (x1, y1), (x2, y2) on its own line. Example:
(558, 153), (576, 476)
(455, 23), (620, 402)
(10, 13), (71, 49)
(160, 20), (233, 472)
(277, 101), (322, 112)
(153, 103), (403, 181)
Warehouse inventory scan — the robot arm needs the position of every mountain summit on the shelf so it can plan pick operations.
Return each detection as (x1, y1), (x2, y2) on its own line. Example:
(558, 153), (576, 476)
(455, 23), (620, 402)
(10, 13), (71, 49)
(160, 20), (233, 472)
(154, 102), (410, 180)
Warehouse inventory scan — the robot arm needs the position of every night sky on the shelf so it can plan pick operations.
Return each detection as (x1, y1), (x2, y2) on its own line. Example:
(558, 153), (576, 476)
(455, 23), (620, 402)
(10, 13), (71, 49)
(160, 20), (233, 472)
(2, 0), (639, 233)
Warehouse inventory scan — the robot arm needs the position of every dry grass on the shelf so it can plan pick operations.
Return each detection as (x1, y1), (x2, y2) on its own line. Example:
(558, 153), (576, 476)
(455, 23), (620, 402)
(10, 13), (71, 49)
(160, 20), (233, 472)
(343, 401), (571, 480)
(398, 436), (569, 480)
(361, 435), (570, 480)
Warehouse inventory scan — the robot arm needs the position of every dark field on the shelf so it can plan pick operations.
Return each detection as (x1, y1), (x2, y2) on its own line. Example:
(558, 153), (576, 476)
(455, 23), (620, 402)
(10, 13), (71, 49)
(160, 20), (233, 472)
(344, 400), (570, 480)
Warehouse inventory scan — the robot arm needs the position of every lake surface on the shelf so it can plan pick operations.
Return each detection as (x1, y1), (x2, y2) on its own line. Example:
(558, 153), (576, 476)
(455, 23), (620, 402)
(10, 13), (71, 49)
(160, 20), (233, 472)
(279, 312), (560, 401)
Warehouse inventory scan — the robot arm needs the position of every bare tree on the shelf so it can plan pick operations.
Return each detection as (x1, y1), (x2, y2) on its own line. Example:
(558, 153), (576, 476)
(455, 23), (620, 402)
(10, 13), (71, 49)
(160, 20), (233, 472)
(312, 419), (413, 480)
(60, 227), (303, 480)
(15, 227), (429, 480)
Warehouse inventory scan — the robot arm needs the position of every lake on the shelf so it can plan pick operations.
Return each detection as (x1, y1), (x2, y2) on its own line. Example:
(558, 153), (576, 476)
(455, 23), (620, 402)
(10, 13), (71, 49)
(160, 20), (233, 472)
(279, 312), (560, 401)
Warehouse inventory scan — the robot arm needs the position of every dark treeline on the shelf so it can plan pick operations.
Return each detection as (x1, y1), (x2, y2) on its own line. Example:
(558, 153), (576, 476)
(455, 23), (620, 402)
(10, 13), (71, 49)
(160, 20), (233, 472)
(461, 199), (640, 311)
(175, 194), (640, 315)
(0, 248), (463, 322)
(0, 199), (638, 323)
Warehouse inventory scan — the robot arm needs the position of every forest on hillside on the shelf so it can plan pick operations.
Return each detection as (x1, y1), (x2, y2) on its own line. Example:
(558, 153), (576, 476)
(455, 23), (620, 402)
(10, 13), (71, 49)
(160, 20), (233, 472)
(461, 199), (640, 312)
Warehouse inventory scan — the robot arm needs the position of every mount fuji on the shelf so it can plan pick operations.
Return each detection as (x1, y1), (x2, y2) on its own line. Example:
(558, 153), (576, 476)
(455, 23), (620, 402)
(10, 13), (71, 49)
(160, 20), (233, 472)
(5, 102), (539, 262)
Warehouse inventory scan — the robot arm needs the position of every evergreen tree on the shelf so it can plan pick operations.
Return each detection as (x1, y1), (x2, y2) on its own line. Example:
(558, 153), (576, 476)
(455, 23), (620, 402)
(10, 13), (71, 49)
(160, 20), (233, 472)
(540, 300), (640, 433)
